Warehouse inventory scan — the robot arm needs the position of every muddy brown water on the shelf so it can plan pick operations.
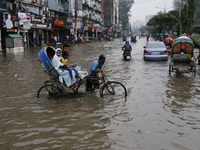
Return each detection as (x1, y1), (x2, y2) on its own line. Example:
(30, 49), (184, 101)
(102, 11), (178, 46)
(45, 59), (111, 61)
(0, 37), (200, 150)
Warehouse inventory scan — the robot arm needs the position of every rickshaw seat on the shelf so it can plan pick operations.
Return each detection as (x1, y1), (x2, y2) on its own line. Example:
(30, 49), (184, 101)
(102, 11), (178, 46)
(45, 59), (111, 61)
(44, 65), (60, 82)
(173, 54), (191, 62)
(46, 47), (55, 62)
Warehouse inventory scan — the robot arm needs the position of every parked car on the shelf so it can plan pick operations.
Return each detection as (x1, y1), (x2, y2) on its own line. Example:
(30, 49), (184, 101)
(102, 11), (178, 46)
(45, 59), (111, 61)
(143, 42), (168, 61)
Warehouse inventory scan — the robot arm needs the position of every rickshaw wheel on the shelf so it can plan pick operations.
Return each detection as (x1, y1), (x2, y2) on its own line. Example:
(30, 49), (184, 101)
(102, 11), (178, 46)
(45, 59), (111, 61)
(37, 85), (62, 99)
(100, 81), (127, 97)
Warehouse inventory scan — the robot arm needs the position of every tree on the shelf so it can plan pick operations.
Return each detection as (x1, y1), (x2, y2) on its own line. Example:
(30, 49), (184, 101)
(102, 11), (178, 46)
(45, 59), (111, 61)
(180, 2), (188, 33)
(119, 0), (134, 29)
(173, 0), (199, 25)
(187, 0), (196, 32)
(173, 0), (187, 10)
(146, 10), (179, 34)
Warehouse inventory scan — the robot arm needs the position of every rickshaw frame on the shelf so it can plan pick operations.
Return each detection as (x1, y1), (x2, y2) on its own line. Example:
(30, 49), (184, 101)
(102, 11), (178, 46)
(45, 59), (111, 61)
(37, 46), (127, 99)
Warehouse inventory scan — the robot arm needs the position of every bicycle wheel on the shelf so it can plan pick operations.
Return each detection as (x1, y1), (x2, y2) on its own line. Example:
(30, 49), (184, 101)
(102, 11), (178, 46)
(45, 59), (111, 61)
(37, 85), (62, 99)
(100, 81), (127, 97)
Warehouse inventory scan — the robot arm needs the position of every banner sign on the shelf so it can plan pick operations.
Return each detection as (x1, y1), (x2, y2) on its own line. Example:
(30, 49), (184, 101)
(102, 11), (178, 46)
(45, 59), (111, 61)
(64, 2), (69, 13)
(84, 25), (88, 31)
(67, 17), (72, 23)
(7, 29), (17, 32)
(67, 25), (72, 29)
(18, 12), (28, 25)
(53, 18), (64, 26)
(31, 18), (45, 24)
(23, 4), (39, 15)
(70, 29), (74, 34)
(14, 38), (23, 47)
(58, 4), (64, 12)
(48, 0), (59, 11)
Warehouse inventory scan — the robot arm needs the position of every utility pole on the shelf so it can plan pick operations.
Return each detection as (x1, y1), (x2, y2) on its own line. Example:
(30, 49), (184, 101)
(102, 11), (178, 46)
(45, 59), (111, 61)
(43, 0), (49, 45)
(74, 0), (77, 40)
(180, 0), (183, 35)
(164, 3), (166, 13)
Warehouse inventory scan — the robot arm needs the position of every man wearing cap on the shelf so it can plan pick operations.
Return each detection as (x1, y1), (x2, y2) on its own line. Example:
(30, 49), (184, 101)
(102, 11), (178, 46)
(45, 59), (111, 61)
(122, 41), (132, 60)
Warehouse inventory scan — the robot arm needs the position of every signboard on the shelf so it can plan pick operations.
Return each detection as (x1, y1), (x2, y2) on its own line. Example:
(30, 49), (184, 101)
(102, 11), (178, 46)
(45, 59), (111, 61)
(48, 0), (58, 11)
(53, 18), (64, 26)
(58, 4), (64, 12)
(23, 4), (39, 15)
(70, 29), (74, 34)
(77, 0), (83, 10)
(64, 2), (69, 13)
(14, 38), (23, 47)
(77, 19), (81, 30)
(67, 17), (72, 23)
(7, 29), (17, 32)
(19, 29), (28, 32)
(31, 18), (42, 24)
(84, 25), (88, 31)
(18, 12), (28, 25)
(67, 25), (72, 29)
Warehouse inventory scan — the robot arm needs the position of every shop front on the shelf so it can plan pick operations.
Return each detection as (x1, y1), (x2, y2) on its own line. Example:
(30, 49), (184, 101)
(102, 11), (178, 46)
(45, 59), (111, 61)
(53, 18), (64, 43)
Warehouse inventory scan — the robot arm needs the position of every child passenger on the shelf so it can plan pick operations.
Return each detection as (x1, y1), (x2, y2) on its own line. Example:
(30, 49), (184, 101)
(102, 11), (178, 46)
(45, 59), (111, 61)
(61, 51), (78, 81)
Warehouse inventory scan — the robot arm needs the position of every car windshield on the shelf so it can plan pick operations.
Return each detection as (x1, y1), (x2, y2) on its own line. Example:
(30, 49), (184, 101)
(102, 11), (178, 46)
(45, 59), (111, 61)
(146, 43), (166, 48)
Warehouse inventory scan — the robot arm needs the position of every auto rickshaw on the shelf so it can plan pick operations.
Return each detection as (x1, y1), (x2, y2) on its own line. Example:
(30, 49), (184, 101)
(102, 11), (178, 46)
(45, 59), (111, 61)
(169, 36), (196, 76)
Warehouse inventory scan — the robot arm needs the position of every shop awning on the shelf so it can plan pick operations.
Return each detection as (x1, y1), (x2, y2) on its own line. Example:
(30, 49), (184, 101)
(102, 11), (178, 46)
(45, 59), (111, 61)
(7, 34), (22, 38)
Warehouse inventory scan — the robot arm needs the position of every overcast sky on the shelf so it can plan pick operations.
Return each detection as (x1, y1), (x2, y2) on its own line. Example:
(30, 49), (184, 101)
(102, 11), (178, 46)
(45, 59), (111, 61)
(130, 0), (174, 23)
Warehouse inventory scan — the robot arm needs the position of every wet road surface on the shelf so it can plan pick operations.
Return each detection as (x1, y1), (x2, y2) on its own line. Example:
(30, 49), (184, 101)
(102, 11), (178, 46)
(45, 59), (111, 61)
(1, 37), (200, 149)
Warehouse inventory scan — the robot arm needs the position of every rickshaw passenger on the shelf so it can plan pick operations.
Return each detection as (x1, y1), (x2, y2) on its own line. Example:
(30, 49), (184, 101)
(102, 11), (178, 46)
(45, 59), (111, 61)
(52, 48), (77, 90)
(61, 51), (78, 82)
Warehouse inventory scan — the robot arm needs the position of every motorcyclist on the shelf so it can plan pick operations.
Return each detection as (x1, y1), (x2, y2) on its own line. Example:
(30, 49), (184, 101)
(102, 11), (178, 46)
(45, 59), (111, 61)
(122, 41), (132, 60)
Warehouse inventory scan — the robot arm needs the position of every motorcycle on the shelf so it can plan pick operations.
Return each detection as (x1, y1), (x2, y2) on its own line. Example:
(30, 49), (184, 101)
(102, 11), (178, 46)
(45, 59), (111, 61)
(122, 47), (131, 60)
(123, 36), (126, 41)
(124, 51), (131, 60)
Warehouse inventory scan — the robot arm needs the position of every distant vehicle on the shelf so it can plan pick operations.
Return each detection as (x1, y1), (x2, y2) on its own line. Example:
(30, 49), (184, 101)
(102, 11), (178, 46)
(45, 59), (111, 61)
(143, 42), (168, 61)
(160, 35), (164, 41)
(123, 36), (126, 41)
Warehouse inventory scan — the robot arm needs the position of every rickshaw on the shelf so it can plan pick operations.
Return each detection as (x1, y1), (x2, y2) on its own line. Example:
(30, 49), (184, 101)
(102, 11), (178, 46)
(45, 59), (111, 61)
(37, 46), (127, 99)
(164, 37), (174, 54)
(164, 37), (174, 48)
(131, 36), (136, 42)
(169, 36), (196, 76)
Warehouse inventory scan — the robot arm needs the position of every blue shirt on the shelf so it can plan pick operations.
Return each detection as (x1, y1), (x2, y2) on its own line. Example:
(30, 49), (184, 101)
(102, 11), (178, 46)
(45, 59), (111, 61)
(88, 60), (103, 84)
(34, 37), (38, 43)
(123, 44), (132, 51)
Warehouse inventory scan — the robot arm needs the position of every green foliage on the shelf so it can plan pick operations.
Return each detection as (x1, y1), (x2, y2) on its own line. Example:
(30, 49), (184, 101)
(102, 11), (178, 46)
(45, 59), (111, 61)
(173, 0), (199, 25)
(119, 0), (134, 27)
(173, 0), (187, 10)
(146, 10), (179, 34)
(115, 7), (117, 24)
(187, 0), (196, 32)
(181, 2), (188, 33)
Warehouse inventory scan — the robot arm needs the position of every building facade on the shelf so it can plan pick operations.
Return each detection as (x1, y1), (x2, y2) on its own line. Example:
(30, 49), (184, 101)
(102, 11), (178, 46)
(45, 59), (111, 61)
(0, 0), (120, 49)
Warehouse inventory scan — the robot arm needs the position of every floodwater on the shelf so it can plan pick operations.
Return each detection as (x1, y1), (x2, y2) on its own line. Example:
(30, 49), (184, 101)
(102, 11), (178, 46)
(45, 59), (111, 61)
(1, 37), (200, 150)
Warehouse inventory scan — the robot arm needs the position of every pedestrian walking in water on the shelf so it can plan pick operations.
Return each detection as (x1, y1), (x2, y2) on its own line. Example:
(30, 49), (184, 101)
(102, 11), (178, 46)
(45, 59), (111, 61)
(34, 36), (38, 46)
(54, 35), (57, 47)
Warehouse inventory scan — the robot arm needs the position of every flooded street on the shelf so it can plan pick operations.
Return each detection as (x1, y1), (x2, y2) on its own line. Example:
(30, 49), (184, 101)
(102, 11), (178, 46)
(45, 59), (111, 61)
(1, 37), (200, 150)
